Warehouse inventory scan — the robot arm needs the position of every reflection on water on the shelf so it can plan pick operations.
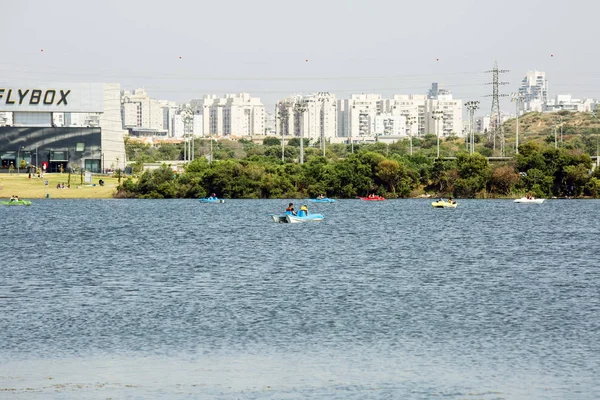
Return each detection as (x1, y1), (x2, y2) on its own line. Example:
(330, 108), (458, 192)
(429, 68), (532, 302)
(1, 199), (599, 399)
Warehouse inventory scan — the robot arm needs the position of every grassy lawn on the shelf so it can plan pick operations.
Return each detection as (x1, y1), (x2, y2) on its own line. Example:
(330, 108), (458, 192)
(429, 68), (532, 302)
(0, 173), (126, 199)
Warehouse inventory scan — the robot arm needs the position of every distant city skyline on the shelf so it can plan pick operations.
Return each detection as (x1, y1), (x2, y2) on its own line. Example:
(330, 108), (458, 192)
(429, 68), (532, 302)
(2, 0), (599, 113)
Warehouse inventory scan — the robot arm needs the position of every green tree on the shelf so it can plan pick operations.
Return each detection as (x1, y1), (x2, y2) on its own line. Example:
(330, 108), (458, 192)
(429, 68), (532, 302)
(489, 165), (520, 195)
(262, 137), (281, 146)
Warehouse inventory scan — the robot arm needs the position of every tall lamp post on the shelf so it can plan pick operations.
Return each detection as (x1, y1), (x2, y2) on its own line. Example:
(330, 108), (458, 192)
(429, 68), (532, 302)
(319, 97), (327, 157)
(405, 115), (416, 156)
(592, 111), (599, 168)
(293, 97), (308, 164)
(277, 103), (289, 162)
(17, 145), (24, 175)
(558, 116), (564, 145)
(510, 93), (524, 155)
(431, 110), (444, 158)
(465, 101), (480, 155)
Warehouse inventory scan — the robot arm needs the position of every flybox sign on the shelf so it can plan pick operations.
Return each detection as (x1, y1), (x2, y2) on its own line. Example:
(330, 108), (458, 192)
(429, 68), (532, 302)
(0, 82), (104, 113)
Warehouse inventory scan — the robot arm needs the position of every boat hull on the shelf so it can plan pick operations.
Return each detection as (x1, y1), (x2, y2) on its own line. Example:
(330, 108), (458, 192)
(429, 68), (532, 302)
(285, 214), (324, 223)
(431, 201), (457, 208)
(2, 201), (32, 206)
(514, 198), (544, 204)
(271, 215), (288, 223)
(199, 198), (225, 203)
(358, 196), (385, 201)
(309, 198), (336, 203)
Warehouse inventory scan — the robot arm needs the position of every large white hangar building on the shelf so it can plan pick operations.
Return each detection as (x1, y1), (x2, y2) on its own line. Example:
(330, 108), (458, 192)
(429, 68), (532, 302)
(0, 82), (126, 173)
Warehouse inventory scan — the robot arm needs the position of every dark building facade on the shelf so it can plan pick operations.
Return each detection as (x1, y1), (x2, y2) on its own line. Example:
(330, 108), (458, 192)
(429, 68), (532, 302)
(0, 127), (102, 173)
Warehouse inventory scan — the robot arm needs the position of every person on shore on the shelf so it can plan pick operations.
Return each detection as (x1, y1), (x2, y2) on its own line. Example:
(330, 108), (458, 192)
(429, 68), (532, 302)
(285, 203), (296, 215)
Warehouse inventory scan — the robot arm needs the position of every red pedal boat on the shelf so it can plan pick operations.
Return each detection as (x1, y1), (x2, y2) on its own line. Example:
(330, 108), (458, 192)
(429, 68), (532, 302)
(358, 195), (385, 201)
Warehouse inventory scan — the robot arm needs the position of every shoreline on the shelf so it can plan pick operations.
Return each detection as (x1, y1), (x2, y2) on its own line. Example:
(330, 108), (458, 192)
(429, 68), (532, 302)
(0, 174), (589, 200)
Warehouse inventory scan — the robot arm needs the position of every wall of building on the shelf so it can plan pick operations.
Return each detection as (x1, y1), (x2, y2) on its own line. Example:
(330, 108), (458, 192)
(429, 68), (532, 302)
(0, 127), (101, 172)
(100, 83), (127, 171)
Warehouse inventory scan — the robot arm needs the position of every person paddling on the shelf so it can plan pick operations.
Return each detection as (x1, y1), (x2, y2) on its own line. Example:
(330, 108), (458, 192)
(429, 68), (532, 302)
(285, 203), (296, 215)
(298, 204), (308, 217)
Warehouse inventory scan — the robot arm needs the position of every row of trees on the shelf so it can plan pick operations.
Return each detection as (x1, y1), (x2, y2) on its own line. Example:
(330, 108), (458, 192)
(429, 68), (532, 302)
(117, 142), (600, 199)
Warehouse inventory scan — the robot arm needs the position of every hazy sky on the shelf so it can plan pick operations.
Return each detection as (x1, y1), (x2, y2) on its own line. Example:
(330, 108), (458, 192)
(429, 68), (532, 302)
(2, 0), (599, 114)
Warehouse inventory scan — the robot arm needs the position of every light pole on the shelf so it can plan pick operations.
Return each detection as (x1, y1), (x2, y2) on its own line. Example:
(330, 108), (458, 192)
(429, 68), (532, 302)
(510, 93), (523, 155)
(319, 97), (326, 157)
(293, 97), (308, 164)
(431, 110), (444, 158)
(465, 101), (480, 155)
(17, 145), (24, 175)
(277, 104), (289, 162)
(405, 115), (416, 156)
(558, 117), (563, 146)
(592, 111), (599, 167)
(554, 116), (562, 149)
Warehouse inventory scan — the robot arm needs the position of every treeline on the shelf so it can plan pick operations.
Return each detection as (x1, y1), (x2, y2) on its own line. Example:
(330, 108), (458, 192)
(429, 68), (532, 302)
(117, 142), (600, 199)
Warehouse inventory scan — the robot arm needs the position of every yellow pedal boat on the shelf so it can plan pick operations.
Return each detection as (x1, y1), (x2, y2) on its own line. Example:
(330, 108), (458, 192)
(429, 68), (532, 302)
(431, 200), (457, 208)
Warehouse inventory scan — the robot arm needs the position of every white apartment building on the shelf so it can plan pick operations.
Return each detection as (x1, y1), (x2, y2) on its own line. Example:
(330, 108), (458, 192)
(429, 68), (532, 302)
(388, 94), (427, 136)
(264, 111), (276, 136)
(373, 114), (406, 136)
(159, 100), (179, 136)
(474, 112), (513, 134)
(475, 115), (491, 133)
(545, 94), (597, 113)
(275, 92), (337, 142)
(191, 93), (265, 137)
(172, 114), (185, 138)
(121, 88), (166, 134)
(171, 109), (203, 138)
(337, 94), (383, 138)
(519, 70), (548, 112)
(424, 94), (463, 137)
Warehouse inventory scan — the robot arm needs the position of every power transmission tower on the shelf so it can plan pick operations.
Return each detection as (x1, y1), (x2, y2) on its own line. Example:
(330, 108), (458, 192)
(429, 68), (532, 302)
(485, 61), (509, 155)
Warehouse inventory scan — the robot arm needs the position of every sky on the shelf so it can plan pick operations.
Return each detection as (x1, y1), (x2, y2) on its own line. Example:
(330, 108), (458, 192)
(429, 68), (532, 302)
(2, 0), (599, 115)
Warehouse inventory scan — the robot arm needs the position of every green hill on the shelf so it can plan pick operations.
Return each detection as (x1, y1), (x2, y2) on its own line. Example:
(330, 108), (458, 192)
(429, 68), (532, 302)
(500, 111), (600, 155)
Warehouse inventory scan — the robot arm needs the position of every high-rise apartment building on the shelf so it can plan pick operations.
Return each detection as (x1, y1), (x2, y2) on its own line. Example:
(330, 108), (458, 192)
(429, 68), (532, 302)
(424, 95), (463, 137)
(373, 114), (406, 136)
(191, 93), (265, 137)
(276, 92), (337, 141)
(388, 94), (428, 136)
(519, 70), (548, 112)
(337, 94), (383, 138)
(121, 89), (166, 134)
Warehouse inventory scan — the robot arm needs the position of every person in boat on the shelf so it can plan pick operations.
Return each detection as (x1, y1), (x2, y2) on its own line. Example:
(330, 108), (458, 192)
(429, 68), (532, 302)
(285, 203), (296, 215)
(9, 195), (15, 202)
(209, 192), (217, 200)
(448, 197), (454, 204)
(298, 205), (308, 217)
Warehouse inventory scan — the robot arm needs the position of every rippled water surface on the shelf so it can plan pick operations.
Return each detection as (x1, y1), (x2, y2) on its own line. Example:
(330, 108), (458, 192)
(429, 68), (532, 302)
(1, 199), (599, 399)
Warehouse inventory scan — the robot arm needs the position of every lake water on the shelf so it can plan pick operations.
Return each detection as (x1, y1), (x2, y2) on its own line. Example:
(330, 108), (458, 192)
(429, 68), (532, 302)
(1, 199), (599, 399)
